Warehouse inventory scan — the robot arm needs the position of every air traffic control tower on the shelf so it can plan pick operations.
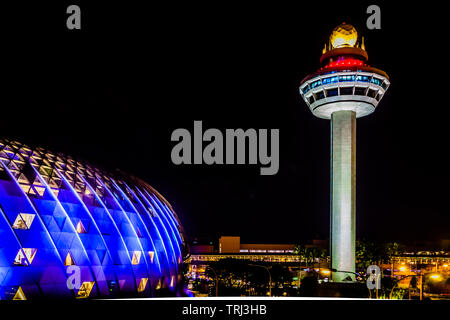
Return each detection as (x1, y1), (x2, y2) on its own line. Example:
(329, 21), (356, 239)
(299, 23), (390, 282)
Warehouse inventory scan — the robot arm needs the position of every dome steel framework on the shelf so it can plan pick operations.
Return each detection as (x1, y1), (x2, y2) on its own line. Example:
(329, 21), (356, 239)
(0, 138), (185, 300)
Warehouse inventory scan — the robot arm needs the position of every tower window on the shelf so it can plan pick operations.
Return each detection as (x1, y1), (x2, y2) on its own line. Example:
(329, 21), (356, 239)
(371, 78), (382, 86)
(356, 75), (369, 82)
(338, 75), (355, 82)
(310, 80), (322, 89)
(322, 76), (338, 85)
(326, 88), (338, 97)
(368, 89), (377, 98)
(354, 87), (366, 96)
(302, 85), (310, 94)
(314, 91), (325, 101)
(340, 87), (353, 95)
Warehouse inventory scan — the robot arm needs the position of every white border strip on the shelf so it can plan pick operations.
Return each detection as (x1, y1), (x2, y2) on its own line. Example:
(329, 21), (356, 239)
(95, 297), (379, 301)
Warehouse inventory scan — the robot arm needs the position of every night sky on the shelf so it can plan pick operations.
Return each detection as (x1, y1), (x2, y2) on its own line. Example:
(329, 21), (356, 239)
(2, 2), (449, 244)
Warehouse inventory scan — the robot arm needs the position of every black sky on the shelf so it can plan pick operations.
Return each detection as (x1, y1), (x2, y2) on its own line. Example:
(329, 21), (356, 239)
(2, 2), (449, 244)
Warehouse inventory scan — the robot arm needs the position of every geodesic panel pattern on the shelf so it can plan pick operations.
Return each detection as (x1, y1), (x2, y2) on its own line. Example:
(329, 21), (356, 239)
(0, 138), (184, 300)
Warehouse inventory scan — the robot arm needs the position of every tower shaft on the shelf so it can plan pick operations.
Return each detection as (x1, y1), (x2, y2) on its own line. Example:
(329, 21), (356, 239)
(331, 110), (356, 282)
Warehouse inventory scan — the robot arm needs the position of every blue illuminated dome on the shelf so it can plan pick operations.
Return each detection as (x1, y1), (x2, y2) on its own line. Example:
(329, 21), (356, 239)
(0, 138), (185, 300)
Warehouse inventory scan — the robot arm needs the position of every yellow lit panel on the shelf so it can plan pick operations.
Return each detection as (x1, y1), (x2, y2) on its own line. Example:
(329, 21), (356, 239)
(13, 286), (26, 300)
(76, 281), (95, 299)
(12, 213), (35, 230)
(131, 251), (141, 265)
(137, 278), (148, 292)
(64, 252), (75, 266)
(14, 248), (37, 266)
(76, 220), (87, 234)
(148, 251), (154, 263)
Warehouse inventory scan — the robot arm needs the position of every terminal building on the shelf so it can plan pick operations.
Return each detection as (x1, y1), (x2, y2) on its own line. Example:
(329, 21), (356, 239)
(185, 236), (450, 290)
(186, 236), (328, 282)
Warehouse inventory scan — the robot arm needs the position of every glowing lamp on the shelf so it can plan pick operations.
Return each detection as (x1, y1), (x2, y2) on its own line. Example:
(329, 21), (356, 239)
(430, 274), (441, 280)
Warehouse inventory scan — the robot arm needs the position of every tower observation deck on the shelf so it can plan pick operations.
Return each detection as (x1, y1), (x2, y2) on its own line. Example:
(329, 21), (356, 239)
(299, 23), (390, 282)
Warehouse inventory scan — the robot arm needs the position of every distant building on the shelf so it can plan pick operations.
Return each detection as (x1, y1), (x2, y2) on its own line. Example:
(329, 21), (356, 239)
(185, 236), (328, 285)
(219, 236), (295, 254)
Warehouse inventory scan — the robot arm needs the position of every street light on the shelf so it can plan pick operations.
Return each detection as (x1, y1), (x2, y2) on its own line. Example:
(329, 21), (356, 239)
(430, 274), (441, 281)
(205, 266), (218, 297)
(389, 272), (431, 300)
(329, 268), (360, 281)
(320, 269), (331, 275)
(249, 264), (272, 297)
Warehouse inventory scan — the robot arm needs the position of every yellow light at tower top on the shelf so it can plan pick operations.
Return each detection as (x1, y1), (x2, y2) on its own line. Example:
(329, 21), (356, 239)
(330, 23), (358, 49)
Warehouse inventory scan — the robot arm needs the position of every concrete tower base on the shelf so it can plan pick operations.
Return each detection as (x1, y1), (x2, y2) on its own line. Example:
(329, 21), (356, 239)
(330, 110), (356, 282)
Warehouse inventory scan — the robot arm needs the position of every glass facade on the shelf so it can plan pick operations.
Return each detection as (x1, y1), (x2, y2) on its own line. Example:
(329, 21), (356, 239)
(0, 139), (185, 300)
(301, 72), (385, 97)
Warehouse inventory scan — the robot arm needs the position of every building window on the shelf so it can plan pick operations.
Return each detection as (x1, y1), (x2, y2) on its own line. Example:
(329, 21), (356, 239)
(13, 287), (26, 300)
(76, 220), (87, 234)
(310, 80), (322, 89)
(323, 76), (338, 85)
(356, 75), (369, 82)
(14, 248), (37, 266)
(148, 251), (155, 263)
(12, 213), (35, 230)
(131, 251), (142, 265)
(368, 89), (377, 98)
(302, 86), (310, 94)
(326, 88), (338, 97)
(338, 75), (355, 82)
(76, 281), (95, 299)
(354, 87), (366, 96)
(315, 91), (325, 101)
(137, 278), (148, 292)
(340, 87), (353, 95)
(371, 78), (382, 86)
(64, 252), (76, 266)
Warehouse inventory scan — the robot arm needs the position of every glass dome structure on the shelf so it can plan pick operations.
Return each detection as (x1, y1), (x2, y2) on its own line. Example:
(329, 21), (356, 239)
(0, 138), (185, 300)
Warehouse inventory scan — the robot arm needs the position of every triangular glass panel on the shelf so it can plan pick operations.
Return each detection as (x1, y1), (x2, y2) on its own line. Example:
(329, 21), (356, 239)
(13, 286), (26, 300)
(12, 213), (35, 230)
(64, 252), (75, 266)
(14, 248), (37, 266)
(76, 220), (87, 234)
(131, 251), (141, 265)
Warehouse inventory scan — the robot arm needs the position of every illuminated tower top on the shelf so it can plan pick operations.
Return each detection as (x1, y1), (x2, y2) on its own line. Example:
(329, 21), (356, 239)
(299, 23), (390, 119)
